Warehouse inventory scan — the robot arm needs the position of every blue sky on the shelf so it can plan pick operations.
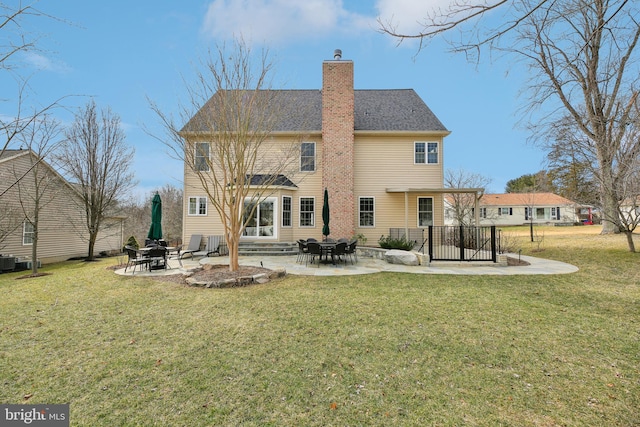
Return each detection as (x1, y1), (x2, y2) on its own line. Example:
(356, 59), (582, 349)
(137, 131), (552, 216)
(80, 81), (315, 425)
(2, 0), (545, 199)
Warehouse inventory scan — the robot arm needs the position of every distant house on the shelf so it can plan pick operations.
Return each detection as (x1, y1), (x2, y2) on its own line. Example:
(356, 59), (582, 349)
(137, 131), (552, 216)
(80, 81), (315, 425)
(619, 196), (640, 226)
(0, 149), (124, 264)
(180, 50), (474, 246)
(445, 192), (587, 226)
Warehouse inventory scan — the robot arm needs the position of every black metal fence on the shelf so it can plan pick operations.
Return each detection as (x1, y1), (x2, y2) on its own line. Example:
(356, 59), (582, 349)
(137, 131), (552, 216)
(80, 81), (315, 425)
(389, 226), (499, 262)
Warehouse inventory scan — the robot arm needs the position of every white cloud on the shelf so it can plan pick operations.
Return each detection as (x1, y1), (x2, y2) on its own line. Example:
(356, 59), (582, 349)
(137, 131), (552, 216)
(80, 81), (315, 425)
(22, 52), (71, 73)
(375, 0), (455, 35)
(201, 0), (375, 44)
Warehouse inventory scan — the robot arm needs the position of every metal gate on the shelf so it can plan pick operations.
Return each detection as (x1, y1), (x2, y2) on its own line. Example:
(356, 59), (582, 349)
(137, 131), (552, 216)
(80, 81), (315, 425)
(428, 226), (497, 262)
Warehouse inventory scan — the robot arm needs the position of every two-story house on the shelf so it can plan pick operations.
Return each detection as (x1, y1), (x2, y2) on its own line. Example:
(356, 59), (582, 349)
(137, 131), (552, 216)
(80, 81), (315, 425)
(181, 50), (452, 247)
(0, 149), (124, 265)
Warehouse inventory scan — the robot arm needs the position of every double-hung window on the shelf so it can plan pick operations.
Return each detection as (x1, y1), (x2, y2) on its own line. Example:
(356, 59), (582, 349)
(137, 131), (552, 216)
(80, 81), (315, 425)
(359, 197), (375, 227)
(194, 142), (210, 172)
(282, 196), (292, 227)
(299, 197), (315, 227)
(414, 142), (439, 164)
(417, 197), (433, 227)
(300, 142), (315, 172)
(188, 196), (207, 216)
(23, 221), (34, 245)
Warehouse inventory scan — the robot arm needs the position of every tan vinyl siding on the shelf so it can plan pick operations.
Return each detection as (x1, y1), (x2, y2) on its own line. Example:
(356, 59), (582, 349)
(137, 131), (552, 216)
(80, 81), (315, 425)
(353, 135), (444, 243)
(182, 135), (325, 243)
(0, 152), (124, 263)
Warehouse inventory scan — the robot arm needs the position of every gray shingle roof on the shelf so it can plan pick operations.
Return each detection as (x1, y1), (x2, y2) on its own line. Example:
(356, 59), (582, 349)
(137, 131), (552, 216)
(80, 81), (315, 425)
(182, 89), (447, 133)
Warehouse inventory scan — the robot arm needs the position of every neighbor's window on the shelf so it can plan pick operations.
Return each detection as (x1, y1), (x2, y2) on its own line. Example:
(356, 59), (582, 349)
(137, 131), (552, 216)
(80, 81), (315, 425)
(471, 207), (488, 219)
(188, 196), (207, 216)
(359, 197), (375, 227)
(300, 142), (315, 172)
(498, 207), (512, 216)
(299, 197), (315, 227)
(282, 196), (292, 227)
(194, 142), (210, 172)
(417, 197), (433, 227)
(415, 142), (439, 164)
(23, 221), (34, 245)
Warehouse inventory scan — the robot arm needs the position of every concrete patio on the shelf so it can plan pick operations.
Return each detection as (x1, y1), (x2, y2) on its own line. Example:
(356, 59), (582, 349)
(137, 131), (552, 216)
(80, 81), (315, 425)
(114, 252), (578, 277)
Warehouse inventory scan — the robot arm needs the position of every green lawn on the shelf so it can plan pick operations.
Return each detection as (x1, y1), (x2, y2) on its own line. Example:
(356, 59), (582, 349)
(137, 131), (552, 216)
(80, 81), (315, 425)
(1, 226), (639, 426)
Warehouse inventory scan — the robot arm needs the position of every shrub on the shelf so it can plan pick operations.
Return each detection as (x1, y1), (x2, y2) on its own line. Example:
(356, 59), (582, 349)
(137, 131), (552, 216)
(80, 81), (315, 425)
(378, 235), (415, 251)
(123, 235), (140, 251)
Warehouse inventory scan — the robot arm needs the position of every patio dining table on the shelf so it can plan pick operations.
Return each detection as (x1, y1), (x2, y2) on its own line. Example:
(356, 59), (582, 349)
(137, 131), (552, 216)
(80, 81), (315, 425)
(139, 246), (177, 270)
(317, 242), (337, 265)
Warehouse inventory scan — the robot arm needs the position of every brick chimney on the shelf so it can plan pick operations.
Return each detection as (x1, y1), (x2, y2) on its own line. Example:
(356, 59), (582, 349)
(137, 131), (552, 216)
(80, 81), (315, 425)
(322, 49), (355, 239)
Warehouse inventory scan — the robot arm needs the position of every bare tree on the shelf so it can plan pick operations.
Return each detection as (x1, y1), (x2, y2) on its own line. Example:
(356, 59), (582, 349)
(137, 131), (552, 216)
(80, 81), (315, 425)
(1, 2), (64, 254)
(150, 39), (305, 271)
(56, 100), (136, 260)
(380, 0), (640, 239)
(445, 168), (490, 225)
(120, 184), (183, 247)
(14, 114), (62, 274)
(1, 2), (60, 155)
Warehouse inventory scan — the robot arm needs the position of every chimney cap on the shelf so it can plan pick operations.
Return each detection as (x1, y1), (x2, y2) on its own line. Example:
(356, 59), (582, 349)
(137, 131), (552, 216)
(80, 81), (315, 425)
(333, 49), (342, 60)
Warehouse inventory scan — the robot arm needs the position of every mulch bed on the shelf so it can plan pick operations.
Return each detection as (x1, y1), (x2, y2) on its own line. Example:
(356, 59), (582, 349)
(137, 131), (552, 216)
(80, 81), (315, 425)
(109, 263), (273, 286)
(507, 256), (530, 266)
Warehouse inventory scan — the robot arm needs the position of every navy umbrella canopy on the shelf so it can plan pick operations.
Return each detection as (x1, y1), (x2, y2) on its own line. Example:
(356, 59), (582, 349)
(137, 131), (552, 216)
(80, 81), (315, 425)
(322, 188), (330, 239)
(147, 193), (163, 241)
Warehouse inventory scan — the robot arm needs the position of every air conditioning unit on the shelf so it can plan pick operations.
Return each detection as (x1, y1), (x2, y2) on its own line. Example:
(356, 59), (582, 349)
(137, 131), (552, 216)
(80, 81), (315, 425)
(0, 256), (16, 272)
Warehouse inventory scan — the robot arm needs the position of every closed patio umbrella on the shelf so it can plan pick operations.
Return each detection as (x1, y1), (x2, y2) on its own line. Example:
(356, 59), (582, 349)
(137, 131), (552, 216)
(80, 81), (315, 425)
(147, 192), (163, 241)
(322, 187), (330, 239)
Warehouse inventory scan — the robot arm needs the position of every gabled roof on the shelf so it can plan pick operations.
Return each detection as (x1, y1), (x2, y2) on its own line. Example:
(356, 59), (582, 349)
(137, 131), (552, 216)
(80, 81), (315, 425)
(0, 149), (81, 196)
(182, 89), (448, 134)
(480, 193), (578, 207)
(0, 149), (29, 162)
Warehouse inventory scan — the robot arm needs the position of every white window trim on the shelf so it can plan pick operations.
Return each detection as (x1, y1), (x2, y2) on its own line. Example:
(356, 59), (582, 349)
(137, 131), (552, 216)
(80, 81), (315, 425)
(300, 141), (316, 172)
(242, 197), (278, 239)
(194, 142), (210, 172)
(23, 221), (34, 246)
(417, 196), (434, 227)
(299, 196), (315, 227)
(414, 141), (439, 165)
(358, 196), (375, 228)
(282, 195), (292, 228)
(188, 196), (208, 216)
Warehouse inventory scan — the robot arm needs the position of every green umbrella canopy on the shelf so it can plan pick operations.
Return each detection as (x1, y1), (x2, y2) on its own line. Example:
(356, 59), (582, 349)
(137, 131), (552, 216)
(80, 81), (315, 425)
(322, 188), (330, 237)
(147, 193), (163, 241)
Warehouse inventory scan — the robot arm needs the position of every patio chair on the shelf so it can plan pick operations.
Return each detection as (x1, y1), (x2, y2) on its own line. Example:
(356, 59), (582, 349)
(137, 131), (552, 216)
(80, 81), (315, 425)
(306, 242), (322, 267)
(147, 246), (167, 270)
(344, 240), (357, 264)
(296, 239), (309, 264)
(205, 235), (222, 256)
(179, 234), (203, 260)
(333, 241), (348, 264)
(124, 245), (152, 274)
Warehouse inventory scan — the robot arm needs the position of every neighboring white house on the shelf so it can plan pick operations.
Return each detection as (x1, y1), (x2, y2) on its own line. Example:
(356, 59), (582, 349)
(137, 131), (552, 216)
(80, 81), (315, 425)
(0, 149), (124, 264)
(445, 192), (586, 226)
(619, 196), (640, 227)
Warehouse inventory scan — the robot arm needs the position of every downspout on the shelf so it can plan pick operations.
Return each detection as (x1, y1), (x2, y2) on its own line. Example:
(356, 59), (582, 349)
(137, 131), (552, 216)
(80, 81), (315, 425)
(404, 191), (409, 239)
(475, 190), (483, 226)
